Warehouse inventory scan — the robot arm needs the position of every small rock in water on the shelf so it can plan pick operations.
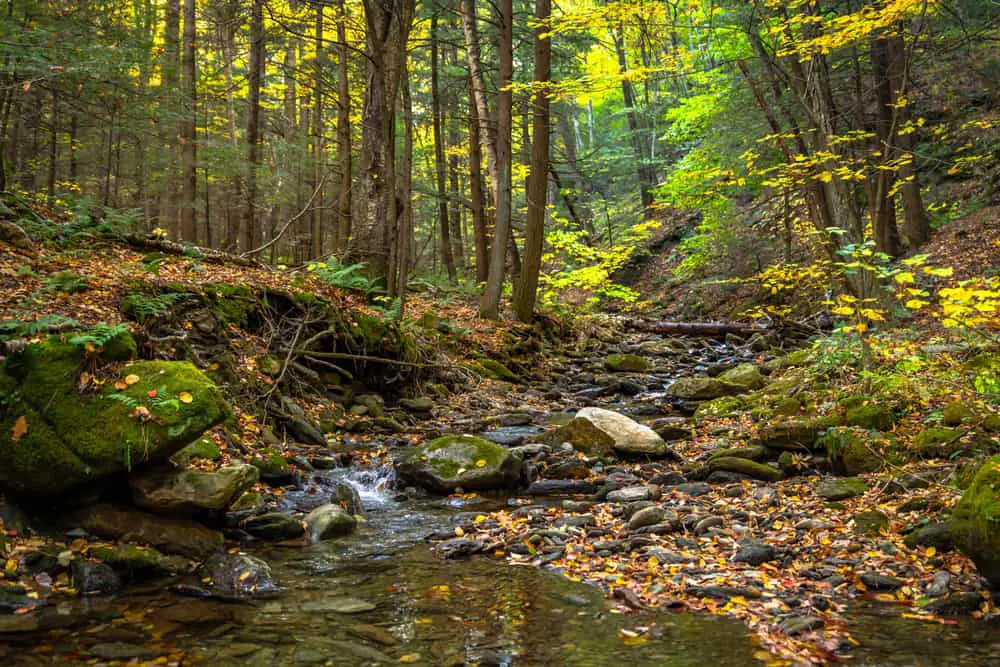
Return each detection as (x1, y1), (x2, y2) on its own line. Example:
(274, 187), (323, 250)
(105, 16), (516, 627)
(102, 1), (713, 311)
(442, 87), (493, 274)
(336, 482), (365, 517)
(927, 570), (951, 598)
(780, 615), (825, 636)
(242, 512), (305, 541)
(433, 538), (484, 559)
(305, 597), (376, 614)
(306, 504), (357, 542)
(88, 643), (168, 661)
(205, 553), (279, 598)
(71, 561), (121, 596)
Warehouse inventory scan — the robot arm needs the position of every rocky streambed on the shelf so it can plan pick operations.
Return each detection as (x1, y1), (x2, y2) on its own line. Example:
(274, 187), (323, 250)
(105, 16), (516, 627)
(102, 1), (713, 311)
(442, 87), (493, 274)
(2, 325), (1000, 664)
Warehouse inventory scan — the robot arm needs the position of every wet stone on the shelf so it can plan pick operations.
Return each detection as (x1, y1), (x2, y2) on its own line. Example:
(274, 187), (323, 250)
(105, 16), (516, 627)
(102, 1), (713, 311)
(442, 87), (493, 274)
(860, 573), (903, 590)
(732, 541), (776, 566)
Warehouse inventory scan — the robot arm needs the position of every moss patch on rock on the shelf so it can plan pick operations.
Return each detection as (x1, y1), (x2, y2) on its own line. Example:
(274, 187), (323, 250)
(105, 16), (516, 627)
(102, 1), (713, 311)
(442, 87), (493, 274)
(951, 455), (1000, 587)
(604, 353), (650, 373)
(0, 339), (228, 495)
(395, 435), (521, 492)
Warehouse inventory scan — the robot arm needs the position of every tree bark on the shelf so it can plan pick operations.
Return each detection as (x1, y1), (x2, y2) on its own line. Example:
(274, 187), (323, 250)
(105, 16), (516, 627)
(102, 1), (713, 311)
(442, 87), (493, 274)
(430, 13), (456, 282)
(468, 80), (489, 284)
(612, 23), (656, 216)
(241, 0), (264, 252)
(335, 0), (352, 253)
(311, 2), (325, 258)
(513, 0), (551, 323)
(180, 0), (197, 243)
(163, 0), (181, 238)
(481, 0), (514, 319)
(460, 0), (498, 206)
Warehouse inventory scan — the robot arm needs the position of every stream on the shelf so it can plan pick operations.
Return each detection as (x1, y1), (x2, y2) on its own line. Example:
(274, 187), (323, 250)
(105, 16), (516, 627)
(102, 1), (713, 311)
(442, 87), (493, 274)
(4, 335), (1000, 665)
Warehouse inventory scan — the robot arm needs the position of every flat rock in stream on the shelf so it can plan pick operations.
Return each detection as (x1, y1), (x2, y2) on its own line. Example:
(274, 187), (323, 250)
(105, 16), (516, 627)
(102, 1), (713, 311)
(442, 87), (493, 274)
(526, 479), (598, 496)
(205, 552), (279, 598)
(540, 408), (670, 458)
(130, 464), (259, 516)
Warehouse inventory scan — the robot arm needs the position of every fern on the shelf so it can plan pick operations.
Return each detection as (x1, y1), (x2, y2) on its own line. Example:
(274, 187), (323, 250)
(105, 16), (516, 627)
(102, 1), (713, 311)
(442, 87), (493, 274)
(69, 323), (129, 349)
(121, 292), (188, 323)
(309, 258), (374, 292)
(0, 314), (81, 341)
(150, 387), (180, 412)
(106, 393), (140, 410)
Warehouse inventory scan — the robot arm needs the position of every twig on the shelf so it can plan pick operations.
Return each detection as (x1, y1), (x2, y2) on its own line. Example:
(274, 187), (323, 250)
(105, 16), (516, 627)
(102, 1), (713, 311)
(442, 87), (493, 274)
(284, 347), (444, 369)
(241, 175), (327, 258)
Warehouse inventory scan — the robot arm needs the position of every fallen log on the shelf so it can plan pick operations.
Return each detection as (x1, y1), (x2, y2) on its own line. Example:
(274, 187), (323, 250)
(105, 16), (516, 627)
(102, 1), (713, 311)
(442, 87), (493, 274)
(119, 233), (262, 267)
(624, 320), (764, 337)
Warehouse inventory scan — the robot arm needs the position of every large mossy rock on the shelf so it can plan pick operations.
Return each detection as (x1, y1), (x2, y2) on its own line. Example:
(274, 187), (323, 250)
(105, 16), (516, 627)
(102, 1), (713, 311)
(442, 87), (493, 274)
(130, 464), (258, 516)
(759, 416), (838, 451)
(395, 435), (522, 493)
(694, 396), (745, 420)
(951, 456), (1000, 588)
(75, 503), (224, 559)
(819, 428), (885, 475)
(0, 338), (228, 496)
(718, 364), (765, 391)
(912, 427), (964, 459)
(306, 504), (357, 542)
(666, 377), (740, 401)
(538, 408), (669, 457)
(708, 457), (782, 482)
(604, 353), (650, 373)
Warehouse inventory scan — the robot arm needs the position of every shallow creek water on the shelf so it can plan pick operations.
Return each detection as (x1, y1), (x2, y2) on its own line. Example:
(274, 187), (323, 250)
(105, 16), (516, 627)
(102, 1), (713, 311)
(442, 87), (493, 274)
(6, 468), (1000, 665)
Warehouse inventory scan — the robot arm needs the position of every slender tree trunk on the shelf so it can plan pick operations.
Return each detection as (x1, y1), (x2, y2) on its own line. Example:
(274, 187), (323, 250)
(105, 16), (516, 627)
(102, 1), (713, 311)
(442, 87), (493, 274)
(871, 34), (901, 258)
(336, 0), (352, 253)
(311, 2), (325, 258)
(394, 67), (414, 312)
(163, 0), (181, 237)
(514, 0), (551, 323)
(431, 14), (456, 282)
(180, 0), (198, 242)
(46, 88), (57, 198)
(612, 23), (656, 216)
(241, 0), (264, 252)
(460, 0), (498, 205)
(469, 80), (489, 284)
(887, 34), (928, 248)
(481, 0), (514, 319)
(447, 43), (465, 271)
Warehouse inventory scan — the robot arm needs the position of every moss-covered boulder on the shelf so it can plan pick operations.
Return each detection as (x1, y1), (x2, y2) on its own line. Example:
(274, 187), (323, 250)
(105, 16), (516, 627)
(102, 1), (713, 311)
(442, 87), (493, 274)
(0, 339), (228, 496)
(718, 364), (765, 391)
(759, 416), (838, 451)
(951, 456), (1000, 587)
(912, 427), (964, 459)
(666, 377), (740, 401)
(820, 428), (884, 475)
(230, 491), (265, 511)
(86, 544), (186, 575)
(305, 504), (357, 542)
(604, 353), (650, 373)
(395, 435), (522, 493)
(853, 510), (889, 535)
(763, 349), (814, 373)
(708, 445), (765, 462)
(477, 358), (519, 383)
(694, 395), (745, 419)
(844, 403), (895, 431)
(536, 416), (615, 456)
(816, 477), (867, 501)
(251, 449), (293, 485)
(942, 401), (976, 426)
(708, 457), (783, 482)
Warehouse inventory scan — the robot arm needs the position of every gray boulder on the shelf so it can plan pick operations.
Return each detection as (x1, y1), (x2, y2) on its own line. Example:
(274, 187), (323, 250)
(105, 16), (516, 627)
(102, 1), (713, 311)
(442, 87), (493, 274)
(130, 464), (259, 515)
(306, 504), (357, 542)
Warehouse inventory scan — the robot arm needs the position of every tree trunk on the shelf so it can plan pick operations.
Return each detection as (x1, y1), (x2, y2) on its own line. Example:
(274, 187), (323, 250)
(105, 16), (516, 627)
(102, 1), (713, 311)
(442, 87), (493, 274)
(353, 0), (414, 280)
(163, 0), (181, 238)
(513, 0), (551, 323)
(394, 66), (414, 313)
(46, 88), (57, 199)
(887, 34), (928, 248)
(241, 0), (264, 252)
(460, 0), (498, 206)
(336, 0), (352, 253)
(468, 80), (489, 284)
(481, 0), (514, 319)
(612, 23), (656, 216)
(871, 34), (901, 258)
(180, 0), (198, 243)
(311, 2), (325, 258)
(430, 13), (456, 282)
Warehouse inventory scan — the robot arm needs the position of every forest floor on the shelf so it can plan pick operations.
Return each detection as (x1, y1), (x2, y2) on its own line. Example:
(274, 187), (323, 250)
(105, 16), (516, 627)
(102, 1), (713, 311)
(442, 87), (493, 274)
(0, 202), (998, 665)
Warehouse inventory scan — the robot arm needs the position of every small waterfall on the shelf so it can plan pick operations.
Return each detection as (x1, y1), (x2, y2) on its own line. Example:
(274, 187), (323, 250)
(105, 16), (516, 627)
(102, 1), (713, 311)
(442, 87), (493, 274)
(333, 464), (396, 509)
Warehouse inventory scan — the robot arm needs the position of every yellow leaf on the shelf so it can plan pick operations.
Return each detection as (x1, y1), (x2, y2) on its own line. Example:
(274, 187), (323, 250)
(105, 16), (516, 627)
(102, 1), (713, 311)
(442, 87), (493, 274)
(178, 391), (194, 404)
(475, 459), (487, 468)
(893, 271), (915, 284)
(11, 415), (27, 443)
(831, 306), (855, 316)
(399, 654), (421, 663)
(923, 266), (954, 278)
(238, 571), (252, 582)
(925, 546), (936, 558)
(125, 374), (141, 385)
(84, 342), (96, 353)
(454, 527), (465, 537)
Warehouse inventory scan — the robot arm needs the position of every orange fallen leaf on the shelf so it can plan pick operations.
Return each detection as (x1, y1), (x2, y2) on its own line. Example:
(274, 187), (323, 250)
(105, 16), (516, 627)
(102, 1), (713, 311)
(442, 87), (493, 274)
(124, 374), (140, 385)
(178, 391), (193, 403)
(11, 415), (27, 443)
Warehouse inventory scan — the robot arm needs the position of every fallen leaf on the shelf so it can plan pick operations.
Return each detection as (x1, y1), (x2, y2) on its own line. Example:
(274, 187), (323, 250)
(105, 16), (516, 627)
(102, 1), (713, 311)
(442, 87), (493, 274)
(11, 415), (27, 443)
(399, 654), (420, 663)
(475, 459), (487, 468)
(178, 391), (193, 404)
(125, 374), (140, 385)
(147, 389), (158, 398)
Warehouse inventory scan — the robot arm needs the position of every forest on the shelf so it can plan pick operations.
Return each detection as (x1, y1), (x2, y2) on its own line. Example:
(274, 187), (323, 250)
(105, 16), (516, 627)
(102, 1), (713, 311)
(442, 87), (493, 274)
(0, 0), (998, 664)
